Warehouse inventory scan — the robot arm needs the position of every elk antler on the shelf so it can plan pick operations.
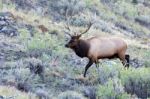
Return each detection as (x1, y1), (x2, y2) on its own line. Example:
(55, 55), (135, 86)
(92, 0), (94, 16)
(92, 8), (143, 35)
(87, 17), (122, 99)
(64, 7), (74, 37)
(79, 22), (93, 36)
(78, 12), (96, 36)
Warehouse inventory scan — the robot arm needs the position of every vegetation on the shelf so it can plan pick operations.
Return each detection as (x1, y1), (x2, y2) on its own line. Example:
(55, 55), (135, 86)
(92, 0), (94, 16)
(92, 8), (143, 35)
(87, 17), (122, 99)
(0, 0), (150, 98)
(0, 86), (37, 99)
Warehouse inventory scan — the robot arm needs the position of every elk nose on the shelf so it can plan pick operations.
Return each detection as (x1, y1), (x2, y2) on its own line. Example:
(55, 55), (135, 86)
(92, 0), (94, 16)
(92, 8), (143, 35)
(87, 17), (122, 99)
(65, 44), (69, 48)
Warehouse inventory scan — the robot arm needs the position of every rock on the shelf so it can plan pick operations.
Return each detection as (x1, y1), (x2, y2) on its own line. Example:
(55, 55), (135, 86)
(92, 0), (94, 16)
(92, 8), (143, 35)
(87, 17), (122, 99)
(0, 26), (18, 36)
(0, 12), (19, 36)
(0, 12), (14, 18)
(0, 20), (7, 26)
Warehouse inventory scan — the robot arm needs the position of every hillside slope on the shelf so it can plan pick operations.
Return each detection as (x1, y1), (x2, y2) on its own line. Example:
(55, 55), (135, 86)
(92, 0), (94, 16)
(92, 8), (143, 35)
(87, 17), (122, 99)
(0, 0), (150, 99)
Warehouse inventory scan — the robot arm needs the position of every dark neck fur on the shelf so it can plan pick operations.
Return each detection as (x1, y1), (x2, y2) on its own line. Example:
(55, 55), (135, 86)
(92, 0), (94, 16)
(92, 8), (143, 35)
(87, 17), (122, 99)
(73, 40), (90, 58)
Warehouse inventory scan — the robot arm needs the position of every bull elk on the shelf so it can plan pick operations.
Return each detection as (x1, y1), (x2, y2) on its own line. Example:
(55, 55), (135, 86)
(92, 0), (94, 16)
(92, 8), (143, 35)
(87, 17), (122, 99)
(64, 11), (130, 77)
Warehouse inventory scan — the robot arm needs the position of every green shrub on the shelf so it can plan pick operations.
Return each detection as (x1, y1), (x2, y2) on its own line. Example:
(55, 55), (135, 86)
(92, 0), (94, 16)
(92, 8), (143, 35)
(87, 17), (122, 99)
(50, 0), (85, 16)
(95, 61), (122, 84)
(1, 1), (16, 11)
(0, 86), (37, 99)
(19, 28), (31, 38)
(97, 78), (130, 99)
(144, 60), (150, 68)
(120, 68), (150, 98)
(113, 1), (138, 19)
(143, 50), (150, 67)
(84, 0), (99, 7)
(57, 91), (86, 99)
(0, 0), (3, 11)
(19, 28), (66, 53)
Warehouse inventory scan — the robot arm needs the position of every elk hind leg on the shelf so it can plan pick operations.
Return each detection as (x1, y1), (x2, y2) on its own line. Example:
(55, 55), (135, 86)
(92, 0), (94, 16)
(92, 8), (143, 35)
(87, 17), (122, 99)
(125, 54), (130, 68)
(118, 53), (128, 68)
(95, 59), (101, 77)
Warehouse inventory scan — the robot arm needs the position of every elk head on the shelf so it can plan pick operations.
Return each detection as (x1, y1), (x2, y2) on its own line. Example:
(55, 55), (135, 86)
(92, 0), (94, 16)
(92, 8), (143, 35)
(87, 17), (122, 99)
(64, 7), (94, 49)
(65, 22), (93, 49)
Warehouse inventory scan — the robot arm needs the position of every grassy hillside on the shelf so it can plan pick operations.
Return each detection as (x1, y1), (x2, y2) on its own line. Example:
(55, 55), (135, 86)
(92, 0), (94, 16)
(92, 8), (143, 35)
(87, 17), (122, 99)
(0, 0), (150, 99)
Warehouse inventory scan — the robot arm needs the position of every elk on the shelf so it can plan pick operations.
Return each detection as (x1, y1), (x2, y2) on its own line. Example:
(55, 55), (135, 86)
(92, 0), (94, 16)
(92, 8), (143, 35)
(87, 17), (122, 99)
(64, 12), (130, 77)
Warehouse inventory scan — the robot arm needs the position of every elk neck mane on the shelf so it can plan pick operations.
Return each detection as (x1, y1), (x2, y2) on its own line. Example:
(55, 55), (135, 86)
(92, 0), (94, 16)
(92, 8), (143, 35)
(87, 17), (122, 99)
(72, 39), (90, 58)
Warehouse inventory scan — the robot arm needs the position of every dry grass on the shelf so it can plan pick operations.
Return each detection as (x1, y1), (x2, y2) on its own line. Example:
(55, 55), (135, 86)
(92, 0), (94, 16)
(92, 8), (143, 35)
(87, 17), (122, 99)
(1, 4), (63, 33)
(0, 86), (37, 99)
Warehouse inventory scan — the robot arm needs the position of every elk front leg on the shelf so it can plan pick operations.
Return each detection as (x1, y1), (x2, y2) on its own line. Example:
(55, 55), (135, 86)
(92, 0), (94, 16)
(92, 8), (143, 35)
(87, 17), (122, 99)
(84, 59), (93, 77)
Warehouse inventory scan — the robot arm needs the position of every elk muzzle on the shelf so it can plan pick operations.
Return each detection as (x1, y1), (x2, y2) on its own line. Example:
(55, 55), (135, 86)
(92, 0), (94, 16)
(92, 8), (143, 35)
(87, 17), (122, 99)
(65, 44), (69, 48)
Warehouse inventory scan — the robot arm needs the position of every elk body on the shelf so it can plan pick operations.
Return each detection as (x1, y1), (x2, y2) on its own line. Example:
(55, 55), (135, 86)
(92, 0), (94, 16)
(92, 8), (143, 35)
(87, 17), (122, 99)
(65, 35), (129, 77)
(64, 11), (129, 77)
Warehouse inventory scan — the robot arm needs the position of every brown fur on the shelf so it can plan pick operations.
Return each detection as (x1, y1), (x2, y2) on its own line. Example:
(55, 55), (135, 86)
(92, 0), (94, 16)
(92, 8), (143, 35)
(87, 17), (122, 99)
(64, 9), (129, 77)
(65, 36), (129, 77)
